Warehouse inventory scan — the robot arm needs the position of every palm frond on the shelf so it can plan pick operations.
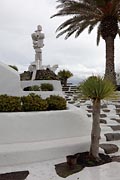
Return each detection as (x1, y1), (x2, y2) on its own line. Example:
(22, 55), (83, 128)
(51, 0), (97, 18)
(56, 14), (100, 38)
(75, 21), (90, 38)
(65, 27), (80, 39)
(56, 25), (78, 38)
(56, 15), (98, 32)
(57, 0), (96, 11)
(56, 17), (78, 32)
(96, 24), (101, 45)
(110, 0), (120, 15)
(84, 0), (96, 5)
(117, 28), (120, 37)
(88, 20), (98, 33)
(52, 0), (120, 45)
(80, 76), (115, 100)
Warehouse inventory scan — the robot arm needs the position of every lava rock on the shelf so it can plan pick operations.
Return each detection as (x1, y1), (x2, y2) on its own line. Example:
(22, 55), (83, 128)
(100, 119), (107, 124)
(111, 156), (120, 162)
(100, 143), (119, 154)
(105, 133), (120, 141)
(109, 125), (120, 131)
(100, 114), (107, 118)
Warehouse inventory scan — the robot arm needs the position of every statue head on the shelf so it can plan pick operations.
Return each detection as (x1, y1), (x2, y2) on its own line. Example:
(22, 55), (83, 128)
(37, 25), (42, 31)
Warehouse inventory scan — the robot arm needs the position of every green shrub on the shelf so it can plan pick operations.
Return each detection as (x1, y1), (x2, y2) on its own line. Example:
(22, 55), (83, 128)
(28, 85), (41, 91)
(0, 94), (22, 112)
(21, 93), (48, 111)
(0, 94), (66, 112)
(23, 85), (40, 91)
(41, 83), (54, 91)
(46, 95), (66, 110)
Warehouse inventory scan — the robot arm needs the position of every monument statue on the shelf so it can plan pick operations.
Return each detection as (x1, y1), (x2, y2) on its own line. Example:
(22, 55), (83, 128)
(31, 25), (45, 70)
(28, 25), (58, 80)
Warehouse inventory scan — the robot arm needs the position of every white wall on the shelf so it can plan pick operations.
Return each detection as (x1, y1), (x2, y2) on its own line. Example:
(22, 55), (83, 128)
(0, 109), (91, 144)
(0, 61), (64, 98)
(20, 80), (62, 91)
(0, 103), (92, 166)
(20, 80), (64, 98)
(0, 62), (23, 96)
(0, 62), (91, 166)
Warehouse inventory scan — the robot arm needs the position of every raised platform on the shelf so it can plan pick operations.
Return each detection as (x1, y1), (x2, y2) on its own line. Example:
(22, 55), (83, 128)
(0, 108), (91, 166)
(0, 136), (90, 166)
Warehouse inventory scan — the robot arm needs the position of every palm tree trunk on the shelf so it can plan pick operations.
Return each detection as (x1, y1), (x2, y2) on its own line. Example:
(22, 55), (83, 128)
(89, 99), (101, 159)
(64, 79), (67, 87)
(104, 36), (116, 85)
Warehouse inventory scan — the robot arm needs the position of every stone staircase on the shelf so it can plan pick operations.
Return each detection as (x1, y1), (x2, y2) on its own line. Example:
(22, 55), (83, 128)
(62, 83), (80, 103)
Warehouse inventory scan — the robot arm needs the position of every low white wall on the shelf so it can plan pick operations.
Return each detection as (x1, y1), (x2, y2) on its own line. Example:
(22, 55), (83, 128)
(20, 80), (62, 91)
(0, 61), (64, 98)
(20, 80), (64, 98)
(0, 109), (91, 144)
(0, 136), (91, 166)
(0, 108), (92, 166)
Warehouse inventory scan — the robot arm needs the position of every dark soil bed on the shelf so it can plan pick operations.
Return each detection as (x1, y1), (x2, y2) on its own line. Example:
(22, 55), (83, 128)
(0, 170), (29, 180)
(55, 152), (112, 178)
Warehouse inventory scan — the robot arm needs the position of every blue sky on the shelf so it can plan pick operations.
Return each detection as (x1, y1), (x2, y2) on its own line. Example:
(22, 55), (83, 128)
(0, 0), (120, 82)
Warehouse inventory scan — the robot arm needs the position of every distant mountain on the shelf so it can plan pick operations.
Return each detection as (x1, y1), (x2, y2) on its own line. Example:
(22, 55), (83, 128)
(68, 76), (84, 85)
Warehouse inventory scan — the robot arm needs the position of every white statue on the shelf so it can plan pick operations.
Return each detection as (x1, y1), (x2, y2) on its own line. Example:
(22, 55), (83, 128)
(28, 62), (36, 72)
(28, 25), (58, 80)
(48, 64), (58, 72)
(31, 25), (45, 70)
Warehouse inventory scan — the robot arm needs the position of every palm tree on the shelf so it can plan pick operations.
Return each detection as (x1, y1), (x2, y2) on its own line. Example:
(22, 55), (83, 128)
(79, 76), (115, 159)
(58, 69), (73, 86)
(52, 0), (120, 85)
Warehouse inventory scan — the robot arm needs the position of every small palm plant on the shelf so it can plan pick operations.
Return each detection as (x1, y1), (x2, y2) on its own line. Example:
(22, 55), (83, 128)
(58, 69), (73, 86)
(79, 76), (115, 160)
